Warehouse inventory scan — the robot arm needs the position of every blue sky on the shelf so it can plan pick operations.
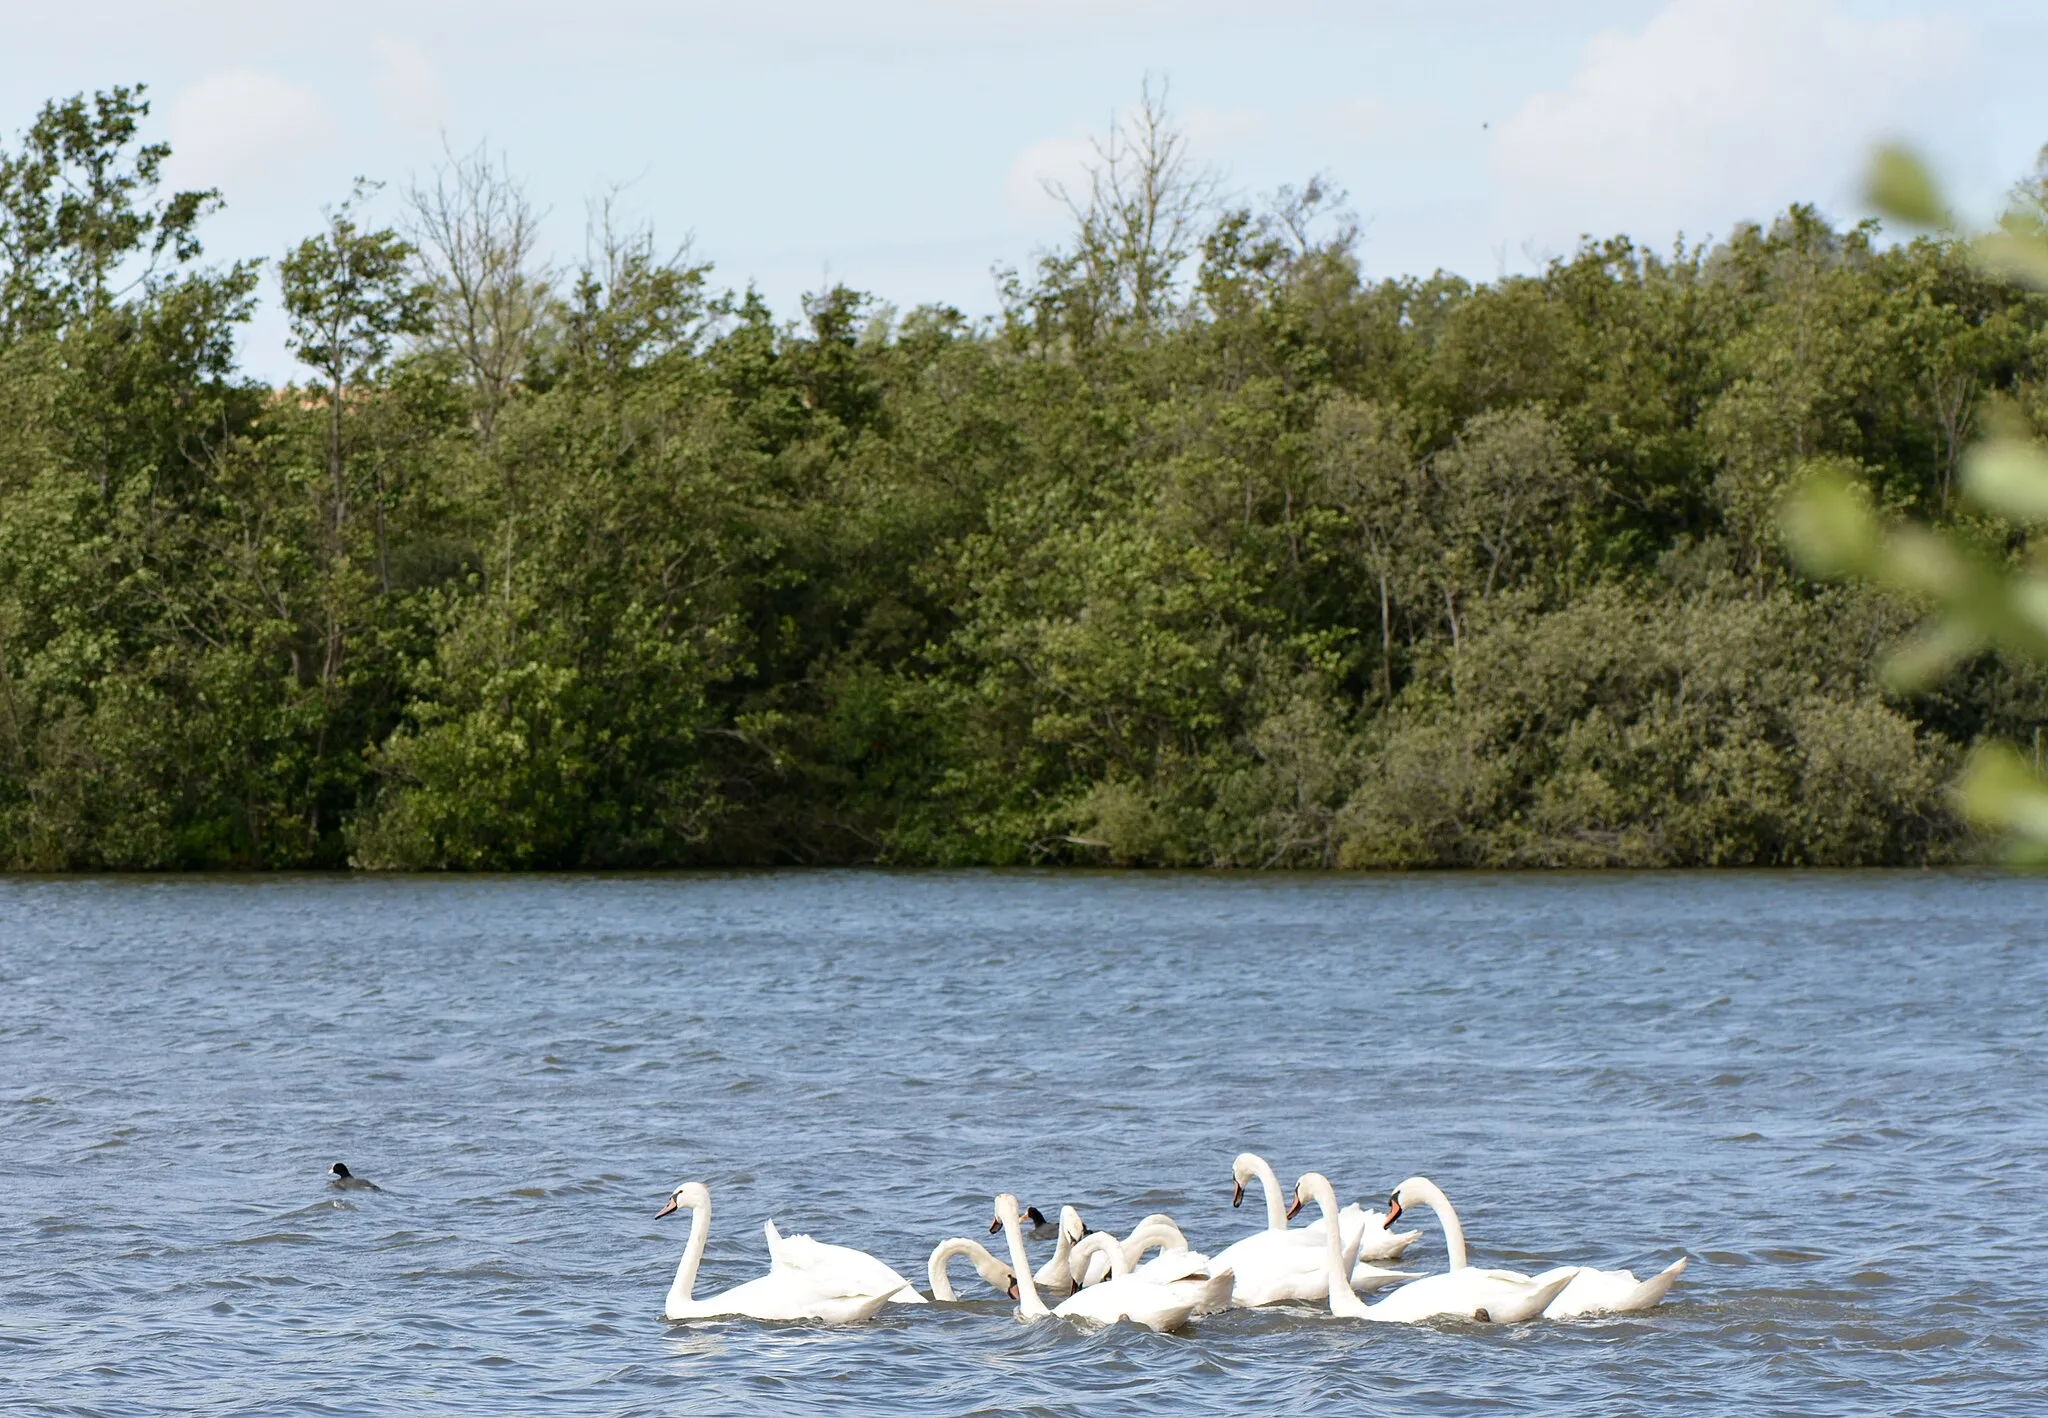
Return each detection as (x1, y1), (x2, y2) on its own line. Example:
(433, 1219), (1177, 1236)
(5, 0), (2044, 380)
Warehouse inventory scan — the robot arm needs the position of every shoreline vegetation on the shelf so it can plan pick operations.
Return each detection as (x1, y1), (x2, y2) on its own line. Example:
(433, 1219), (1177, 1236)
(3, 84), (2046, 871)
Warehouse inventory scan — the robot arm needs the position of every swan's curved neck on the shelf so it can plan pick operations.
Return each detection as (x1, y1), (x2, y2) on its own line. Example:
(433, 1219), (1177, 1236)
(1073, 1231), (1130, 1280)
(1246, 1154), (1288, 1232)
(1051, 1208), (1081, 1270)
(995, 1202), (1051, 1318)
(1121, 1218), (1189, 1268)
(1302, 1174), (1368, 1317)
(1404, 1177), (1468, 1270)
(928, 1237), (1005, 1302)
(668, 1197), (711, 1313)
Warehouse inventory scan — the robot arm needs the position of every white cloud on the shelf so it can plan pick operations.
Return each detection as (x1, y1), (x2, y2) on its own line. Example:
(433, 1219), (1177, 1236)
(162, 70), (334, 195)
(1489, 0), (1971, 252)
(1182, 102), (1269, 155)
(1005, 135), (1098, 222)
(371, 35), (450, 136)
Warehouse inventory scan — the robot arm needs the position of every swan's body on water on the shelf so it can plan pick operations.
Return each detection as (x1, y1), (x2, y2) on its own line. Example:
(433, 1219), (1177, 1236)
(925, 1237), (1015, 1302)
(990, 1193), (1197, 1332)
(1069, 1231), (1223, 1325)
(1224, 1152), (1419, 1264)
(763, 1219), (926, 1305)
(1539, 1257), (1688, 1318)
(1212, 1153), (1412, 1305)
(655, 1183), (901, 1324)
(1340, 1177), (1577, 1324)
(1096, 1220), (1235, 1315)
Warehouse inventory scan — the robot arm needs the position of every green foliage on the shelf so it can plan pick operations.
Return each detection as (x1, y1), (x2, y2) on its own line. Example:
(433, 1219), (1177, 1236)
(3, 87), (2043, 869)
(280, 186), (428, 393)
(0, 84), (218, 335)
(1783, 145), (2048, 864)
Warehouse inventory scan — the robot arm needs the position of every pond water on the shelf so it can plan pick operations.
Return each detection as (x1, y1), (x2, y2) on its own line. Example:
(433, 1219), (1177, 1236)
(2, 871), (2043, 1414)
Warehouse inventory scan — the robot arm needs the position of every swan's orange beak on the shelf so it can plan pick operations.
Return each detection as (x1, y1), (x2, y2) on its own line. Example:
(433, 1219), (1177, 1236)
(1007, 1277), (1019, 1300)
(656, 1197), (678, 1219)
(1285, 1187), (1305, 1221)
(1231, 1180), (1245, 1208)
(988, 1216), (1002, 1236)
(1383, 1196), (1403, 1229)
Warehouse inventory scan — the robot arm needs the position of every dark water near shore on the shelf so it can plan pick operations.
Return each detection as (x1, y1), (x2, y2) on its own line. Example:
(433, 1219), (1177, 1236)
(2, 871), (2044, 1414)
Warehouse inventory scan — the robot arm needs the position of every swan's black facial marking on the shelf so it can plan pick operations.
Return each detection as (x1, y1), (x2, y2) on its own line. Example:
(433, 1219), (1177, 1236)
(1383, 1194), (1403, 1228)
(1231, 1180), (1245, 1208)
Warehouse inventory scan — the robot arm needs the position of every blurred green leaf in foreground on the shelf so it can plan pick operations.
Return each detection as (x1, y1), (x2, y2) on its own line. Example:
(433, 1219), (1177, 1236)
(1785, 146), (2048, 863)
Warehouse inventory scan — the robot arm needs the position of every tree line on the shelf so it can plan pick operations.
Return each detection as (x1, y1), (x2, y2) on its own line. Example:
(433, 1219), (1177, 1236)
(2, 82), (2043, 870)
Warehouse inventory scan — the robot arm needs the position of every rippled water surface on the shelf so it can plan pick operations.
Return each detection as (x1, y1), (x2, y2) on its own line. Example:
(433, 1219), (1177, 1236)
(3, 871), (2045, 1414)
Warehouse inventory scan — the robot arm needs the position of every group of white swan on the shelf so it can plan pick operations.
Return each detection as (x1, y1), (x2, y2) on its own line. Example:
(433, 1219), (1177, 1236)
(655, 1151), (1687, 1333)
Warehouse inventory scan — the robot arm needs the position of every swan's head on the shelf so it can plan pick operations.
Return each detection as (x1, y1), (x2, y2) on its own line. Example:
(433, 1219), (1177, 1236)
(1383, 1185), (1406, 1228)
(1059, 1205), (1089, 1246)
(1287, 1171), (1335, 1221)
(1230, 1152), (1261, 1208)
(989, 1192), (1022, 1235)
(657, 1181), (709, 1220)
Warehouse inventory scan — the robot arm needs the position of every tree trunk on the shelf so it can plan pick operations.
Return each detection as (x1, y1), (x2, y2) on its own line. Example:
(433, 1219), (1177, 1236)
(1378, 565), (1393, 709)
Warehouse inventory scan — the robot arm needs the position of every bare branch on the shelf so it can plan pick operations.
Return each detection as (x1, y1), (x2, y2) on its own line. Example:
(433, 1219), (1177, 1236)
(405, 139), (552, 441)
(1042, 75), (1221, 329)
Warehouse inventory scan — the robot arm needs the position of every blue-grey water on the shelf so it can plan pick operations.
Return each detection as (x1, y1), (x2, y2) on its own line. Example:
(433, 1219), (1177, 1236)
(2, 871), (2043, 1414)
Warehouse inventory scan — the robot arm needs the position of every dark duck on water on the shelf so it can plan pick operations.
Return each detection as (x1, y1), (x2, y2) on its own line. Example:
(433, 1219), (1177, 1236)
(329, 1162), (381, 1192)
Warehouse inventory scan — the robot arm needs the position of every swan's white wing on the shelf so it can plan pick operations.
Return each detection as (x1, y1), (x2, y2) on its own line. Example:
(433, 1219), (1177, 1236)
(760, 1220), (922, 1303)
(1132, 1247), (1214, 1285)
(686, 1272), (897, 1324)
(1543, 1257), (1686, 1318)
(1054, 1276), (1196, 1332)
(1303, 1201), (1419, 1262)
(1348, 1258), (1414, 1292)
(1353, 1221), (1422, 1261)
(1152, 1266), (1234, 1315)
(1212, 1230), (1330, 1306)
(1366, 1266), (1577, 1324)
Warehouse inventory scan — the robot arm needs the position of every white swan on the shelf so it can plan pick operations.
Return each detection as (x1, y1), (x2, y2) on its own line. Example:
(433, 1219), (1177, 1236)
(1099, 1218), (1235, 1314)
(1074, 1211), (1177, 1286)
(1039, 1205), (1091, 1296)
(925, 1237), (1016, 1301)
(655, 1182), (901, 1324)
(1069, 1231), (1228, 1323)
(1538, 1257), (1688, 1319)
(1330, 1176), (1576, 1324)
(1227, 1152), (1420, 1265)
(988, 1204), (1088, 1297)
(990, 1193), (1196, 1332)
(763, 1218), (926, 1305)
(1212, 1154), (1413, 1306)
